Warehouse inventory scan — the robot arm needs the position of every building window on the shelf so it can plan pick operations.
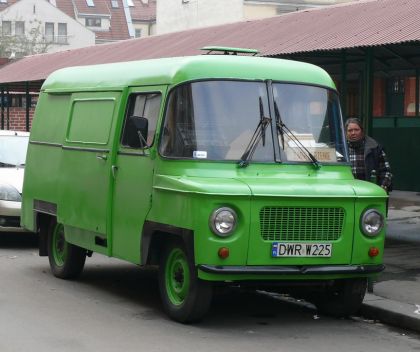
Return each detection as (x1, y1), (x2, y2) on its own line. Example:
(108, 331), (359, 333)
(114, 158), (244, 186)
(135, 28), (142, 38)
(57, 23), (67, 44)
(373, 73), (418, 118)
(0, 0), (7, 3)
(127, 0), (134, 6)
(86, 0), (95, 6)
(2, 21), (11, 35)
(45, 22), (54, 43)
(111, 0), (119, 8)
(85, 18), (101, 27)
(15, 21), (25, 36)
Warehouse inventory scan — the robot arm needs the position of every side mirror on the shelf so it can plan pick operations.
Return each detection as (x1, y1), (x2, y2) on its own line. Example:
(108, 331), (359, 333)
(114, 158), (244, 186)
(123, 116), (149, 148)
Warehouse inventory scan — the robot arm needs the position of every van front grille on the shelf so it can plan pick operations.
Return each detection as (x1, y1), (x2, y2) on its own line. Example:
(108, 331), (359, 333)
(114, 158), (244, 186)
(259, 207), (345, 241)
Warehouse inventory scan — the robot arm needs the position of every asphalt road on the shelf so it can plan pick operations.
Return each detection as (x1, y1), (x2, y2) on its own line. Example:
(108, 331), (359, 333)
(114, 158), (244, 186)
(1, 233), (420, 352)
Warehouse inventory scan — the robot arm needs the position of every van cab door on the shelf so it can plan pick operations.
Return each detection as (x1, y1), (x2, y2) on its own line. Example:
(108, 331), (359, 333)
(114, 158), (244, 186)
(111, 86), (167, 263)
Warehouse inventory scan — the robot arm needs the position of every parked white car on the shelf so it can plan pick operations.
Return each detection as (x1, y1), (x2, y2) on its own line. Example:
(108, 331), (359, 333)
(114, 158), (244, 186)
(0, 130), (29, 232)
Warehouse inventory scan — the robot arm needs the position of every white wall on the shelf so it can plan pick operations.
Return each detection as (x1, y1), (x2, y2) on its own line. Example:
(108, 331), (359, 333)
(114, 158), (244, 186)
(157, 0), (243, 34)
(157, 0), (357, 34)
(0, 0), (95, 54)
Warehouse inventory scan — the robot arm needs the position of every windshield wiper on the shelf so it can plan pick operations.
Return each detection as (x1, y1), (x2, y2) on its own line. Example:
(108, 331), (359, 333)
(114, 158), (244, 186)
(238, 97), (271, 168)
(274, 101), (320, 169)
(274, 100), (285, 150)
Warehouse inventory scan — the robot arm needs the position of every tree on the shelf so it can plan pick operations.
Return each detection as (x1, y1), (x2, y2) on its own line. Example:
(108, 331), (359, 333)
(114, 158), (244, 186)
(0, 19), (51, 58)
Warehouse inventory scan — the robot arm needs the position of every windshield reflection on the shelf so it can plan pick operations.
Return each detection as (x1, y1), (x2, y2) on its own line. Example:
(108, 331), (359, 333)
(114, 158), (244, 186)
(160, 81), (274, 161)
(273, 84), (347, 163)
(160, 80), (347, 164)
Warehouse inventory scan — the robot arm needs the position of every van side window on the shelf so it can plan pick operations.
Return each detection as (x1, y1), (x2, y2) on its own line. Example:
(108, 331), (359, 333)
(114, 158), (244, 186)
(121, 93), (161, 148)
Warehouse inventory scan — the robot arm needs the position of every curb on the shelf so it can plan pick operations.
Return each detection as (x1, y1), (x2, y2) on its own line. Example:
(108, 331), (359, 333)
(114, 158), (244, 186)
(361, 293), (420, 333)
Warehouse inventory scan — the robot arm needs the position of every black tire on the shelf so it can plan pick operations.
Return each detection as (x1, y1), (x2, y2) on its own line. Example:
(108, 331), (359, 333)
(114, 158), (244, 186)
(312, 278), (367, 317)
(47, 219), (86, 279)
(158, 240), (212, 323)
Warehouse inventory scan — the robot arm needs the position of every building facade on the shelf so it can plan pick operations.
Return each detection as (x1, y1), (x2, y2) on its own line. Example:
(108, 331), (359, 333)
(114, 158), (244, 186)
(157, 0), (356, 34)
(0, 0), (95, 58)
(0, 0), (156, 53)
(1, 0), (418, 190)
(0, 0), (156, 130)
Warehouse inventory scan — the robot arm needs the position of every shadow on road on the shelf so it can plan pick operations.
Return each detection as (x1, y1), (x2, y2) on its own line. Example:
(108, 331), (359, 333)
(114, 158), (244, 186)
(0, 232), (38, 249)
(58, 259), (320, 326)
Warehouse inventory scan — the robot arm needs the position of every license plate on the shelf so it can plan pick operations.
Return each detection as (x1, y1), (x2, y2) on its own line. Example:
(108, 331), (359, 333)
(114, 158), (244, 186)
(271, 242), (332, 257)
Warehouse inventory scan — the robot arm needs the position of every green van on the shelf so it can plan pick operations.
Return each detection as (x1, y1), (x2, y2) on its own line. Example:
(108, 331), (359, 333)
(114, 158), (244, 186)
(22, 48), (387, 323)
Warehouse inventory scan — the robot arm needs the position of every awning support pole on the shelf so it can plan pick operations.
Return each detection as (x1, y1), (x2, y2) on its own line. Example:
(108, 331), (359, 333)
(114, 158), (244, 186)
(340, 49), (347, 120)
(1, 86), (4, 129)
(363, 47), (374, 135)
(25, 81), (30, 132)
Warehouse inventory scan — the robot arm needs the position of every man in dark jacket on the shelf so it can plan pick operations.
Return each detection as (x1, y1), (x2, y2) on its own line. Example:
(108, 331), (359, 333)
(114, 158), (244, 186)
(345, 118), (392, 192)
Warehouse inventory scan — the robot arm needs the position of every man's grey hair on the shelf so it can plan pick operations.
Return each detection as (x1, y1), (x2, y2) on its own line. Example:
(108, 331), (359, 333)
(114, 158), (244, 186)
(345, 117), (363, 131)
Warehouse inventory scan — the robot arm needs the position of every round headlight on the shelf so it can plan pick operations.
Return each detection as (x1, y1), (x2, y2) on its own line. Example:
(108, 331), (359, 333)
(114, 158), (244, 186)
(209, 207), (237, 236)
(360, 209), (384, 236)
(0, 184), (21, 202)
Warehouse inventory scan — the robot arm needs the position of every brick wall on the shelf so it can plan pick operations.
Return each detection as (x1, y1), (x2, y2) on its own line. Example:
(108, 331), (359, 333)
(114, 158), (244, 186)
(0, 107), (34, 131)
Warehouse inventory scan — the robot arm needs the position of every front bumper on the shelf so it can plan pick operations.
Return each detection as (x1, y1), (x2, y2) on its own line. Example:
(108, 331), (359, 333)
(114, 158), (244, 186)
(0, 200), (28, 232)
(198, 264), (385, 275)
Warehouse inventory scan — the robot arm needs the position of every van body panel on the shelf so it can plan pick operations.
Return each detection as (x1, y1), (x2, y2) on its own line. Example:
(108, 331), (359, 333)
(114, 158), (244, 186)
(22, 54), (387, 321)
(21, 93), (72, 231)
(41, 56), (335, 94)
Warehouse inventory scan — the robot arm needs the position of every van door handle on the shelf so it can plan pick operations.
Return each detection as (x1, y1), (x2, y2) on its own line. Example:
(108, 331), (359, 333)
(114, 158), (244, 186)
(112, 165), (118, 178)
(96, 154), (107, 161)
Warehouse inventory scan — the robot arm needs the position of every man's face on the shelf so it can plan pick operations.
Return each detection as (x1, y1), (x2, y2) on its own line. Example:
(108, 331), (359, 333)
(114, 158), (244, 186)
(346, 123), (364, 142)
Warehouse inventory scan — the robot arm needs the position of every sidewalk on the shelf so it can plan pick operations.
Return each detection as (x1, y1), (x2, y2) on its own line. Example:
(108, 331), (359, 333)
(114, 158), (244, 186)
(360, 191), (420, 333)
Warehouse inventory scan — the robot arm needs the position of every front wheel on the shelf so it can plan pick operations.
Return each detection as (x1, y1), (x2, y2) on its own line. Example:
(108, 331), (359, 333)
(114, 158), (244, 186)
(158, 241), (212, 323)
(312, 278), (367, 317)
(48, 220), (86, 279)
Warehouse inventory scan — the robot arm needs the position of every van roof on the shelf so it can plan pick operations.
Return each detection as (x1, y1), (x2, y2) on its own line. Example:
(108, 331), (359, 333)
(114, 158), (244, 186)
(42, 55), (335, 93)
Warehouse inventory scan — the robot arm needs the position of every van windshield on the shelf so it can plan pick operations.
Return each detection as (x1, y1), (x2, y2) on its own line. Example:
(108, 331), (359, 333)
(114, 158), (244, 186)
(160, 80), (347, 164)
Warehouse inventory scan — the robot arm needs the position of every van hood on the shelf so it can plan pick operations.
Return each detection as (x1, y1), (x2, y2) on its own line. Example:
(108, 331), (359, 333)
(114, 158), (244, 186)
(154, 174), (386, 198)
(0, 167), (25, 193)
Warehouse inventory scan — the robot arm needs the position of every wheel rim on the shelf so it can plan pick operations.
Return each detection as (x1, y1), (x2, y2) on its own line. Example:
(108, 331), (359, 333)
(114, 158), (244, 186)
(52, 223), (67, 267)
(165, 248), (190, 306)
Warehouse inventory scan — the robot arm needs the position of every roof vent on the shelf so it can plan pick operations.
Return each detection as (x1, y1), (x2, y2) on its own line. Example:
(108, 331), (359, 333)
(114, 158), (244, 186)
(201, 46), (259, 56)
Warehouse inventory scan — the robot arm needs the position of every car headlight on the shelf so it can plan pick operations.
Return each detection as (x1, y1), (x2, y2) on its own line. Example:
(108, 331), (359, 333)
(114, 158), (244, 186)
(0, 184), (21, 202)
(209, 207), (237, 237)
(360, 209), (384, 237)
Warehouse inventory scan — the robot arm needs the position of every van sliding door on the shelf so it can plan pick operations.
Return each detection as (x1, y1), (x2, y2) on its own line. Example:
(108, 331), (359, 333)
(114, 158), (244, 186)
(59, 92), (120, 253)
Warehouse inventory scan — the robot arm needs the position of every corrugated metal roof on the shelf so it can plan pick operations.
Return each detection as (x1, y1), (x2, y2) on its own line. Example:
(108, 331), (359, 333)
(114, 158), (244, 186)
(0, 0), (419, 84)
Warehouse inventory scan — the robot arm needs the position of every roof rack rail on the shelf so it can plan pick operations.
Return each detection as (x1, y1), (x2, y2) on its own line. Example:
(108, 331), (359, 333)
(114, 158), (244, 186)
(201, 46), (259, 56)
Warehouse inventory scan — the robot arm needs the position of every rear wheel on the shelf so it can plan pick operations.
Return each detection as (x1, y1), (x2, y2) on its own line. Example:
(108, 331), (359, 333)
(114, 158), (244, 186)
(48, 220), (86, 279)
(312, 278), (367, 317)
(158, 241), (212, 323)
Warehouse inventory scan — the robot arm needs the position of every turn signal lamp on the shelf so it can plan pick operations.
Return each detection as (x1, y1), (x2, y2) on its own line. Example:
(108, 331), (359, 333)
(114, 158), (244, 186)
(218, 247), (230, 259)
(368, 247), (380, 257)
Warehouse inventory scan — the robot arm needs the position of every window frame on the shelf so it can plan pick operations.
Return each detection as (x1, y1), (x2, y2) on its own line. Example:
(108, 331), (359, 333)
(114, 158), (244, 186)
(85, 17), (101, 27)
(2, 21), (11, 36)
(57, 23), (68, 44)
(120, 91), (163, 149)
(15, 21), (25, 36)
(45, 22), (55, 43)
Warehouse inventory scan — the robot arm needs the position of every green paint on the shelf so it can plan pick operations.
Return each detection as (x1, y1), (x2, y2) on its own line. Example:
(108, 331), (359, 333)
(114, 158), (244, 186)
(165, 247), (191, 306)
(22, 55), (387, 318)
